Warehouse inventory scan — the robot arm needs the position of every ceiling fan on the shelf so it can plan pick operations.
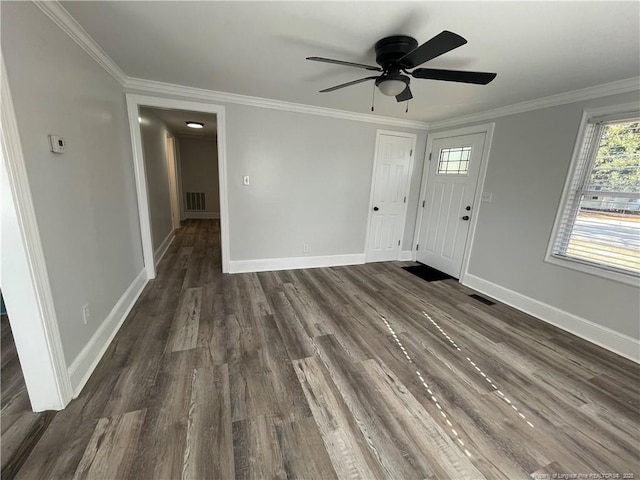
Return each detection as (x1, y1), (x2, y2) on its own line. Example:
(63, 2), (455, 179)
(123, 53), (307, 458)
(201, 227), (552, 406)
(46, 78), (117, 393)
(307, 31), (497, 103)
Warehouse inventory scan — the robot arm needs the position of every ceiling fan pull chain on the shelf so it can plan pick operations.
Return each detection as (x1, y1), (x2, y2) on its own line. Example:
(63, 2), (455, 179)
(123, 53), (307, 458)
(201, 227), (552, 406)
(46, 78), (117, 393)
(406, 101), (409, 113)
(371, 82), (376, 112)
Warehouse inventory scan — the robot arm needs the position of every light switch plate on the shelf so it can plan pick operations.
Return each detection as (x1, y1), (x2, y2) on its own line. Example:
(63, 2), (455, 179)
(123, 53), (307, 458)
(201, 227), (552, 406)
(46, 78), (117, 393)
(481, 192), (493, 203)
(48, 135), (66, 154)
(243, 175), (250, 186)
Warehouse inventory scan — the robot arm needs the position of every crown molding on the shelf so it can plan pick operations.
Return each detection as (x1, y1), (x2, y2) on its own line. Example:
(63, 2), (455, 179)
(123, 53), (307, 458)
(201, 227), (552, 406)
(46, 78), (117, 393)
(32, 1), (427, 130)
(429, 77), (640, 130)
(33, 0), (638, 133)
(33, 1), (128, 86)
(124, 77), (429, 130)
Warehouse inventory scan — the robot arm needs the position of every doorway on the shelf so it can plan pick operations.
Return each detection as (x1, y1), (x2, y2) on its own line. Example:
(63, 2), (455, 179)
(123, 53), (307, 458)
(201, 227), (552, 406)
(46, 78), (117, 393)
(139, 106), (220, 265)
(365, 130), (417, 263)
(126, 95), (230, 277)
(413, 124), (494, 280)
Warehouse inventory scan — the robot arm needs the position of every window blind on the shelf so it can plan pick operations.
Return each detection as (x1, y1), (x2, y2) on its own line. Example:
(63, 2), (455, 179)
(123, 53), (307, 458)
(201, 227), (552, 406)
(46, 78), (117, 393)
(551, 118), (640, 276)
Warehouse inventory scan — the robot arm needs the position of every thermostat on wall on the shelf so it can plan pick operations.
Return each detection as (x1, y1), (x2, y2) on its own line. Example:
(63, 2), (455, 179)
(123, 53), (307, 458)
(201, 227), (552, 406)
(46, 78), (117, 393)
(48, 135), (66, 154)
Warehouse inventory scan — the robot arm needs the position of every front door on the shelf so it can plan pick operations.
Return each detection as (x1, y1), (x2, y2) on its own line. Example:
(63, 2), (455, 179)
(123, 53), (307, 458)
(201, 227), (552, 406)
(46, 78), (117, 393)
(416, 132), (486, 277)
(366, 132), (415, 262)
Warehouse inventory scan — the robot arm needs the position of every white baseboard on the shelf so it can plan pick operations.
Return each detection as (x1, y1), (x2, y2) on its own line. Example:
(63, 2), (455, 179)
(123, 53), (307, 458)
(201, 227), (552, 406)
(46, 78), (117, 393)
(154, 230), (175, 266)
(462, 273), (640, 363)
(229, 253), (366, 274)
(399, 250), (414, 261)
(68, 269), (148, 396)
(184, 212), (220, 219)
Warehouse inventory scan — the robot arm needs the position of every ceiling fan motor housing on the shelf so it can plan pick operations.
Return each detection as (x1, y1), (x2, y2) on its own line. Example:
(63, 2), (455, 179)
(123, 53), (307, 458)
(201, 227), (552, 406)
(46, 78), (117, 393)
(374, 35), (418, 68)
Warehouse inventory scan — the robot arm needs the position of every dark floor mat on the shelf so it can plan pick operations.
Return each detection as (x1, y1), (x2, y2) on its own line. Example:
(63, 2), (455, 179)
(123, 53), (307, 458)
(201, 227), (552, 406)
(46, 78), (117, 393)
(402, 263), (454, 282)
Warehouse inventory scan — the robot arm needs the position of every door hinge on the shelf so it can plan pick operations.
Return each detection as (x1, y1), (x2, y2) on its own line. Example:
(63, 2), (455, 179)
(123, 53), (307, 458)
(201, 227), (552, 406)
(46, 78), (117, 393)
(410, 149), (413, 156)
(422, 200), (425, 208)
(416, 244), (419, 251)
(404, 196), (406, 203)
(398, 240), (401, 246)
(429, 152), (432, 161)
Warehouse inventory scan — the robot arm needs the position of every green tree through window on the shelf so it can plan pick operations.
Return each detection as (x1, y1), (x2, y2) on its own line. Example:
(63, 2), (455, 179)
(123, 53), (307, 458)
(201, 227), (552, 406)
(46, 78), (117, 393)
(590, 121), (640, 194)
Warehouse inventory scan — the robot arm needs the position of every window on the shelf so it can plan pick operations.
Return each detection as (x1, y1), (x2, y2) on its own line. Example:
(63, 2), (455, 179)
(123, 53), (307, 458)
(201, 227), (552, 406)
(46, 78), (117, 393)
(437, 146), (471, 174)
(548, 109), (640, 283)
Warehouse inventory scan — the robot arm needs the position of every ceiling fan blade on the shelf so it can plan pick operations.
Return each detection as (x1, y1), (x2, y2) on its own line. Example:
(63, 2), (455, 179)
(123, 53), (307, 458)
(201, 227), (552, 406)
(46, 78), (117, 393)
(412, 68), (497, 85)
(396, 86), (413, 102)
(319, 76), (378, 93)
(398, 31), (467, 68)
(307, 57), (382, 72)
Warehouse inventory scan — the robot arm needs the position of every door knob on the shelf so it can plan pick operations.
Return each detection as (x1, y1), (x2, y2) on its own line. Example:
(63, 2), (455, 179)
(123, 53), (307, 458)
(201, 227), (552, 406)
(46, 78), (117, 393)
(373, 206), (379, 211)
(462, 215), (470, 221)
(465, 206), (471, 211)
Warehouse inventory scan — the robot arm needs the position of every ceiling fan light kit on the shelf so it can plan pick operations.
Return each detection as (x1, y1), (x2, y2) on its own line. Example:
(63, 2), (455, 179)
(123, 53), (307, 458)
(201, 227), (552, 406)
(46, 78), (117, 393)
(307, 30), (497, 107)
(376, 73), (409, 96)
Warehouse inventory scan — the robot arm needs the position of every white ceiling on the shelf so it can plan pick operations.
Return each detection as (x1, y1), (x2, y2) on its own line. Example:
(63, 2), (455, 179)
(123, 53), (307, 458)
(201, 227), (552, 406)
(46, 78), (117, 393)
(142, 107), (218, 138)
(62, 1), (640, 123)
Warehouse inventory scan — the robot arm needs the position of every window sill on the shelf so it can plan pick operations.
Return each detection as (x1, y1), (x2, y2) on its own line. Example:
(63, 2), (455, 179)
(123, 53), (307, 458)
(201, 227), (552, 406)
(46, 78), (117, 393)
(544, 254), (640, 287)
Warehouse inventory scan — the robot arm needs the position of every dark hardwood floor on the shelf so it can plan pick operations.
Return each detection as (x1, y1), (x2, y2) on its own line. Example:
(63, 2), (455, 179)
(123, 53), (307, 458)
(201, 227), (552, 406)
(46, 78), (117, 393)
(7, 219), (639, 479)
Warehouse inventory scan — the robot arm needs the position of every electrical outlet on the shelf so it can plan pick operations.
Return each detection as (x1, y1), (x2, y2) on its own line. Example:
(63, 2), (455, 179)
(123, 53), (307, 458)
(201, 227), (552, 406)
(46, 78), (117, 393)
(82, 304), (90, 324)
(303, 243), (309, 253)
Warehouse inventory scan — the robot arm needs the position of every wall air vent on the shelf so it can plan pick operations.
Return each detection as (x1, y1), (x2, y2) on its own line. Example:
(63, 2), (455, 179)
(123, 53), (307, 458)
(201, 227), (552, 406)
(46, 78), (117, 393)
(468, 294), (496, 306)
(186, 192), (206, 211)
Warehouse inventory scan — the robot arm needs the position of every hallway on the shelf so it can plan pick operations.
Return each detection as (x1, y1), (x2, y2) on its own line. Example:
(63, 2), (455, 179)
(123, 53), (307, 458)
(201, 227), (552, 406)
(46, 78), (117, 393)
(9, 220), (639, 479)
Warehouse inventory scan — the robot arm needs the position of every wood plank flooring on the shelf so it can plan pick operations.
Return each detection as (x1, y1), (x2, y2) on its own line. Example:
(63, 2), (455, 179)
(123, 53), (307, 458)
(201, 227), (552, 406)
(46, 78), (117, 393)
(7, 219), (640, 479)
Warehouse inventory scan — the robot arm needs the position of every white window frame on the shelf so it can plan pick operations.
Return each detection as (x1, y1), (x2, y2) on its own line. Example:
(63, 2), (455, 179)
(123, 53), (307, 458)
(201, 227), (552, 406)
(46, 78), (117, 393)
(545, 102), (640, 286)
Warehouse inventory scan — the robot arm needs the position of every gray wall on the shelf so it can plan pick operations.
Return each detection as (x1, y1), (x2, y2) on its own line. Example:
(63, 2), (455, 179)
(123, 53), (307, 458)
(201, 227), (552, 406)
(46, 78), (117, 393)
(178, 136), (219, 216)
(139, 107), (173, 251)
(224, 105), (427, 260)
(432, 91), (640, 339)
(2, 2), (143, 364)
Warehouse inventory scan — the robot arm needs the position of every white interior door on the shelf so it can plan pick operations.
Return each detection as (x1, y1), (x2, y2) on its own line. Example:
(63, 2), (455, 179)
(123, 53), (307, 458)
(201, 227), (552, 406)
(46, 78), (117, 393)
(416, 132), (486, 277)
(366, 132), (415, 262)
